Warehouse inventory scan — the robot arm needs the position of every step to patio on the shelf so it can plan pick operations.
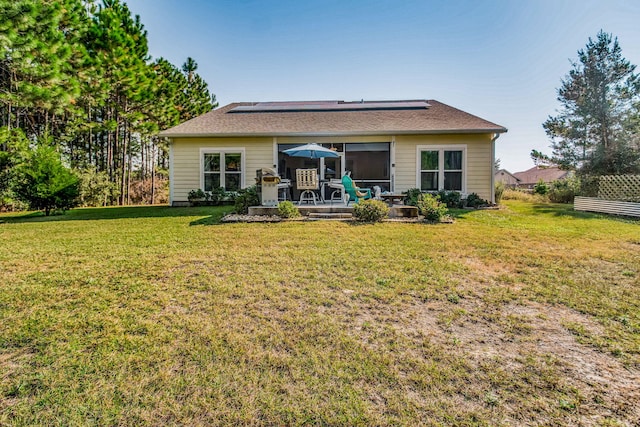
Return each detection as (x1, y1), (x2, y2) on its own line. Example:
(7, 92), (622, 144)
(307, 212), (353, 220)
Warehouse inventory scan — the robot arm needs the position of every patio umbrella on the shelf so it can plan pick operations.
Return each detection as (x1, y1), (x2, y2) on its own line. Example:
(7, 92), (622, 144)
(282, 143), (339, 159)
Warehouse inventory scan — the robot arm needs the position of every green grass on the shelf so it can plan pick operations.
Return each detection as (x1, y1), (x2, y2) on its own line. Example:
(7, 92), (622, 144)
(1, 201), (639, 425)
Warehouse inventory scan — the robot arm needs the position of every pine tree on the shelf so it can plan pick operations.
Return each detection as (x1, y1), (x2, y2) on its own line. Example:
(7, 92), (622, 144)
(12, 142), (79, 215)
(180, 58), (217, 122)
(0, 0), (85, 139)
(544, 31), (640, 175)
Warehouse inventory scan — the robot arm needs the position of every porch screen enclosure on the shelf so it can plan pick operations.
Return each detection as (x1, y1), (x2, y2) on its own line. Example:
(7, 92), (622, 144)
(278, 142), (391, 196)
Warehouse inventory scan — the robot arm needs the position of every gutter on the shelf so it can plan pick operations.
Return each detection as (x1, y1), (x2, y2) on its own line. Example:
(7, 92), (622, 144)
(158, 128), (508, 138)
(490, 132), (502, 204)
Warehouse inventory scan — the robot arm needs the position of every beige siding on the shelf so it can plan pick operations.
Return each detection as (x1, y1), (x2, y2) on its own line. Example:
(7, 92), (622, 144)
(170, 133), (494, 204)
(395, 134), (493, 200)
(171, 137), (273, 203)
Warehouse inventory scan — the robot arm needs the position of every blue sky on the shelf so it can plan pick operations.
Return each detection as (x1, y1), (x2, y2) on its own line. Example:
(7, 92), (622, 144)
(126, 0), (640, 172)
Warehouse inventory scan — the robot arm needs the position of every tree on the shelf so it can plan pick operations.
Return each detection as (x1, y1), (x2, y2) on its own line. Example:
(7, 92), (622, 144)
(530, 149), (553, 166)
(543, 31), (640, 175)
(180, 58), (217, 122)
(0, 0), (218, 207)
(12, 144), (79, 215)
(0, 128), (29, 209)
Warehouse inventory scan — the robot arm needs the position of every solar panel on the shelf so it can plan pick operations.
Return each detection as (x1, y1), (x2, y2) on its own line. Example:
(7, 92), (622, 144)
(228, 100), (430, 113)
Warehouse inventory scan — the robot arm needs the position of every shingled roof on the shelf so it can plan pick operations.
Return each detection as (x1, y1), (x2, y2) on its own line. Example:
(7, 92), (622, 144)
(159, 99), (507, 137)
(513, 166), (570, 186)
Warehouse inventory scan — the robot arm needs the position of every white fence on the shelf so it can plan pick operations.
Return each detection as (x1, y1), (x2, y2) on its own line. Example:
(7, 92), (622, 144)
(574, 196), (640, 218)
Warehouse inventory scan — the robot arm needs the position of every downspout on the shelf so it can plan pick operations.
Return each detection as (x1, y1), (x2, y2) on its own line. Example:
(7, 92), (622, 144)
(490, 133), (500, 204)
(168, 138), (174, 206)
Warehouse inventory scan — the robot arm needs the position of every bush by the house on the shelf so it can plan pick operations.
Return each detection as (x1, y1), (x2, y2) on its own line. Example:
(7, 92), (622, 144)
(548, 177), (579, 203)
(353, 199), (390, 222)
(277, 200), (301, 218)
(437, 190), (462, 208)
(233, 185), (259, 214)
(417, 193), (448, 222)
(188, 187), (229, 206)
(404, 188), (423, 206)
(465, 193), (489, 208)
(495, 181), (505, 204)
(533, 179), (549, 195)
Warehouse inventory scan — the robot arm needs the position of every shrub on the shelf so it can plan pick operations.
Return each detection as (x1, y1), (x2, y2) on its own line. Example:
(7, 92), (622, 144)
(502, 188), (549, 203)
(233, 185), (259, 214)
(188, 187), (228, 206)
(128, 176), (169, 205)
(437, 190), (462, 208)
(417, 193), (448, 222)
(404, 188), (423, 206)
(494, 181), (505, 204)
(548, 177), (579, 203)
(577, 174), (599, 197)
(188, 189), (207, 205)
(503, 188), (535, 201)
(353, 199), (389, 222)
(77, 166), (119, 206)
(465, 193), (488, 208)
(277, 200), (301, 218)
(12, 144), (79, 216)
(533, 179), (549, 195)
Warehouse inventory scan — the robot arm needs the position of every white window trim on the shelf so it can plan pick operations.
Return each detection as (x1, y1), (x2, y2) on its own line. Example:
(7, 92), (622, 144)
(200, 147), (246, 191)
(416, 145), (467, 194)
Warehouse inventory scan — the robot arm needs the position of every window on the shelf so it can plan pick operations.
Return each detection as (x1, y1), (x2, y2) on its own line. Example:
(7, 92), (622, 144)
(202, 149), (244, 191)
(417, 146), (465, 192)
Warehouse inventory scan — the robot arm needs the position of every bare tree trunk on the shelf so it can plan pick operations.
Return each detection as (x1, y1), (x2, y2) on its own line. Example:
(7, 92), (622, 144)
(126, 127), (132, 205)
(150, 140), (156, 205)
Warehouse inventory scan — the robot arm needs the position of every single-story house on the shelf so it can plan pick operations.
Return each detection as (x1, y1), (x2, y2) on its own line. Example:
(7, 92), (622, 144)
(513, 165), (570, 189)
(159, 100), (507, 206)
(494, 169), (521, 187)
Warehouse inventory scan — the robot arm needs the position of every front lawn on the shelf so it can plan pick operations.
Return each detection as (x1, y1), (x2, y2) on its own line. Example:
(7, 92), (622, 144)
(1, 201), (639, 425)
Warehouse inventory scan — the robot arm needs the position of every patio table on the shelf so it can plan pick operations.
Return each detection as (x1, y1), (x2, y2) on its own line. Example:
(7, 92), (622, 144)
(380, 193), (405, 206)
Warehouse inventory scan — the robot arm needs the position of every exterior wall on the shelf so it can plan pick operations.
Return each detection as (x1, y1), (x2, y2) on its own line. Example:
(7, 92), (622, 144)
(170, 133), (495, 204)
(495, 170), (520, 187)
(171, 137), (273, 204)
(395, 133), (493, 201)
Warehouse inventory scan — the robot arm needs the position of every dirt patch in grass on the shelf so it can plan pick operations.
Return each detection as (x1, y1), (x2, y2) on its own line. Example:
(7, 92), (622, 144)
(347, 294), (640, 426)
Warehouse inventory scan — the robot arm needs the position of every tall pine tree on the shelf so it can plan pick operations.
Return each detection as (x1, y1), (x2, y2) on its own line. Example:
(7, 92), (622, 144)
(544, 31), (640, 175)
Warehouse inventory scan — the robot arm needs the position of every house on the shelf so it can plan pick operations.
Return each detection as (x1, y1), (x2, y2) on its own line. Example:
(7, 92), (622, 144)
(494, 169), (521, 187)
(159, 100), (507, 206)
(513, 165), (570, 189)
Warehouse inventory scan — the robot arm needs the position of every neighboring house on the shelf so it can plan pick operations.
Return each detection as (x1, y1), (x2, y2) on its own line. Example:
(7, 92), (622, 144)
(494, 169), (521, 187)
(159, 100), (507, 206)
(513, 165), (570, 189)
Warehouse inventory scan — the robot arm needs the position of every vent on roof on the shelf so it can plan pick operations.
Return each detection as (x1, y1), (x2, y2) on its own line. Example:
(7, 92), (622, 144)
(228, 100), (430, 113)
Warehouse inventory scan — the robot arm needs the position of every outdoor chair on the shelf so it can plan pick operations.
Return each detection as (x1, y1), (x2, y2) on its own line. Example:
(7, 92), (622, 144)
(296, 169), (319, 205)
(341, 174), (372, 205)
(327, 178), (345, 204)
(277, 178), (291, 201)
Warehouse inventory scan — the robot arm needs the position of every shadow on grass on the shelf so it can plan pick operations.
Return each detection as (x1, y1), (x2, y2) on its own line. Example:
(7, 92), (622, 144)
(1, 205), (234, 224)
(530, 203), (640, 222)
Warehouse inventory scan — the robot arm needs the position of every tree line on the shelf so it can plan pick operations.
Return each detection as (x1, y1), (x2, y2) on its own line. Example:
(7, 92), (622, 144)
(0, 0), (216, 211)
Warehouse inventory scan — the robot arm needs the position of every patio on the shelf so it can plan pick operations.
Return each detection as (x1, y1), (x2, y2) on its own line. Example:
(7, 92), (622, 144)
(248, 201), (418, 218)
